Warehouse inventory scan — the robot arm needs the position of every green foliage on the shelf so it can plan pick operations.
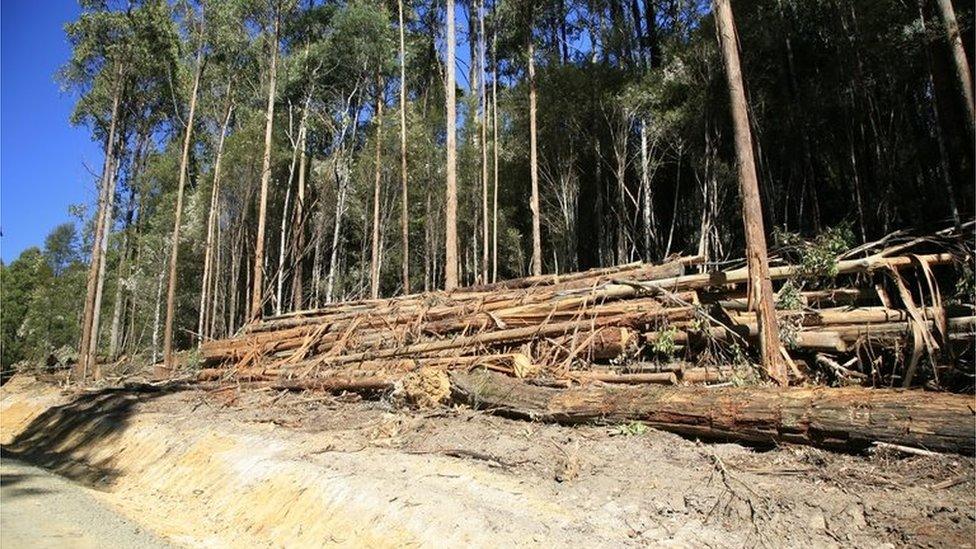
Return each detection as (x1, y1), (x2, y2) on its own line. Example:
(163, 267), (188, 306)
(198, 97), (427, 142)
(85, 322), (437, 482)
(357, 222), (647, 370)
(19, 263), (87, 361)
(775, 224), (854, 282)
(43, 223), (81, 276)
(2, 223), (88, 370)
(776, 280), (803, 311)
(1, 248), (48, 369)
(16, 0), (971, 365)
(651, 325), (679, 357)
(610, 421), (648, 437)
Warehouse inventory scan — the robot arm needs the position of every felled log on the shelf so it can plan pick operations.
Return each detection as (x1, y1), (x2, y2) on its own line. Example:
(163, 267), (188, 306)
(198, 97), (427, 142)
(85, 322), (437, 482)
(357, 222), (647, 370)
(644, 324), (849, 352)
(455, 256), (700, 293)
(569, 371), (678, 385)
(551, 327), (638, 361)
(726, 306), (943, 326)
(246, 257), (696, 335)
(198, 352), (538, 383)
(718, 288), (875, 310)
(449, 371), (975, 454)
(680, 367), (737, 383)
(626, 253), (954, 292)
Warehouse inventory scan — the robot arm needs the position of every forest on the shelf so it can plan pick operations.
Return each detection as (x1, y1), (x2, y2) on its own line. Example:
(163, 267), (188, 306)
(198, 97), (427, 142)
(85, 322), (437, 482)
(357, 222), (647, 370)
(1, 0), (973, 375)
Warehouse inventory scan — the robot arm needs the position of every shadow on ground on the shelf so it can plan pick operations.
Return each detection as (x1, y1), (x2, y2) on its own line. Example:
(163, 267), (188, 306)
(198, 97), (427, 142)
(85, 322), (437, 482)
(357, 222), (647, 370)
(2, 384), (177, 489)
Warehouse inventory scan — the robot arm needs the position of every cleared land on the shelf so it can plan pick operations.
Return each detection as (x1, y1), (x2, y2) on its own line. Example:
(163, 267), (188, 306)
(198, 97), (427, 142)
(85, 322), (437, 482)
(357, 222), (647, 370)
(2, 376), (973, 547)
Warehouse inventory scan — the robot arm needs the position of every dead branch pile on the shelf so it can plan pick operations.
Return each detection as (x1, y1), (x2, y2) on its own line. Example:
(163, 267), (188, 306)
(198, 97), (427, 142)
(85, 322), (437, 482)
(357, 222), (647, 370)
(198, 225), (975, 453)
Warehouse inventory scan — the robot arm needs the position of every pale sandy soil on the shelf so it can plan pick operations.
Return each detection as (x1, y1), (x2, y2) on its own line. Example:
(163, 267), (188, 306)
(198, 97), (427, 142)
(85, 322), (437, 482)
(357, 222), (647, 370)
(1, 375), (973, 548)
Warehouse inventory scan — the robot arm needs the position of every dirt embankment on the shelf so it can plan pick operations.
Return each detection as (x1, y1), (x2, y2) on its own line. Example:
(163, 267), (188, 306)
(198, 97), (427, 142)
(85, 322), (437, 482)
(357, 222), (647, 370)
(2, 375), (973, 547)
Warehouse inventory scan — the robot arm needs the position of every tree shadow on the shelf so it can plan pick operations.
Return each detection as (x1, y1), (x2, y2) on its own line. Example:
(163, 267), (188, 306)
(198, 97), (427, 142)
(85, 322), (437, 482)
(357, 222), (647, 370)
(1, 384), (179, 489)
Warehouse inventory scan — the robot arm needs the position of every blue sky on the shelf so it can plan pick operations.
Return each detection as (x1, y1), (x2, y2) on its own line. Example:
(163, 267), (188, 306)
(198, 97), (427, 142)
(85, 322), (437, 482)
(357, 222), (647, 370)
(1, 1), (100, 263)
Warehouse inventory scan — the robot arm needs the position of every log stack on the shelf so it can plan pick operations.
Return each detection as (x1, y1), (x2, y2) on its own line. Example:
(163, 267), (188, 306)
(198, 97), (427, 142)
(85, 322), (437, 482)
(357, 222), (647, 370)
(197, 226), (975, 454)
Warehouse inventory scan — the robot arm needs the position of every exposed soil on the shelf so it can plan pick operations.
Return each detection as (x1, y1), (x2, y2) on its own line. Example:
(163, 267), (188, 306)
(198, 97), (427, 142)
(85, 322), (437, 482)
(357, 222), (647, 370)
(2, 376), (974, 547)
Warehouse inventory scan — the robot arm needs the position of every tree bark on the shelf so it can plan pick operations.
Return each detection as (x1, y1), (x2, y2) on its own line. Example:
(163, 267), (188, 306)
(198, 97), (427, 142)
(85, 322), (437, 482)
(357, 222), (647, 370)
(108, 183), (136, 360)
(713, 0), (787, 386)
(161, 45), (204, 376)
(370, 78), (385, 299)
(528, 25), (542, 277)
(76, 61), (124, 382)
(89, 154), (119, 381)
(934, 0), (975, 144)
(291, 107), (309, 310)
(251, 12), (280, 320)
(639, 120), (658, 261)
(275, 171), (292, 314)
(199, 85), (234, 341)
(398, 0), (410, 294)
(917, 1), (962, 227)
(491, 19), (500, 283)
(450, 371), (975, 455)
(444, 0), (459, 290)
(479, 0), (489, 285)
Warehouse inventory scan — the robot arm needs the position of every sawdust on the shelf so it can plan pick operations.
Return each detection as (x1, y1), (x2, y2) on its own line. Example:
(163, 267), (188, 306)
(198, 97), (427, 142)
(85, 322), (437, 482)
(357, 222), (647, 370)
(392, 367), (451, 409)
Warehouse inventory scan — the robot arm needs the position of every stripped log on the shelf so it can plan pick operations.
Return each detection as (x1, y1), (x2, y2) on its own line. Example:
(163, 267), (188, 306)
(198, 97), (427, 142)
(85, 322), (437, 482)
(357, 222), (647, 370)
(450, 371), (975, 454)
(552, 327), (637, 360)
(627, 253), (954, 292)
(570, 371), (678, 385)
(198, 352), (538, 382)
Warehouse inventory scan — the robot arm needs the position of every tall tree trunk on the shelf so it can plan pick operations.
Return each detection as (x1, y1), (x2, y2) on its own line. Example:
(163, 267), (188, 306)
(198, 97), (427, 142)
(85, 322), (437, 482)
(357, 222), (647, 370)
(150, 251), (166, 366)
(918, 1), (962, 226)
(444, 0), (459, 290)
(275, 175), (292, 313)
(528, 24), (542, 276)
(645, 0), (660, 68)
(398, 0), (410, 294)
(934, 0), (975, 144)
(89, 154), (120, 381)
(370, 78), (385, 299)
(211, 215), (222, 337)
(491, 26), (500, 283)
(714, 0), (787, 386)
(594, 140), (606, 267)
(291, 108), (309, 310)
(109, 129), (148, 359)
(424, 189), (433, 291)
(108, 183), (136, 360)
(479, 0), (489, 285)
(640, 119), (655, 261)
(161, 46), (204, 376)
(199, 86), (234, 342)
(326, 157), (350, 303)
(612, 113), (629, 265)
(125, 164), (150, 356)
(76, 61), (123, 382)
(251, 12), (280, 320)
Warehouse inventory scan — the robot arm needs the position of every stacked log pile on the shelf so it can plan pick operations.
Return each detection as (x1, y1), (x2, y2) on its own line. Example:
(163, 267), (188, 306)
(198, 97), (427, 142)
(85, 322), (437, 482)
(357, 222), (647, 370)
(198, 226), (975, 454)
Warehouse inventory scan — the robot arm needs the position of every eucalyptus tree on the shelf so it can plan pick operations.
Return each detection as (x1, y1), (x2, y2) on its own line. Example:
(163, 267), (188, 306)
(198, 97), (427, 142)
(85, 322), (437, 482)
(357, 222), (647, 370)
(249, 0), (299, 320)
(397, 0), (410, 293)
(278, 2), (333, 311)
(62, 0), (179, 380)
(197, 0), (253, 342)
(714, 0), (786, 385)
(444, 0), (459, 290)
(161, 0), (208, 373)
(295, 1), (394, 303)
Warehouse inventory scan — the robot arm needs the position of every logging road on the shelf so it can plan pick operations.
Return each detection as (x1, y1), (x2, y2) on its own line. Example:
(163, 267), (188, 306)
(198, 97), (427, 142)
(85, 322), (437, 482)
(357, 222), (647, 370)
(0, 457), (172, 549)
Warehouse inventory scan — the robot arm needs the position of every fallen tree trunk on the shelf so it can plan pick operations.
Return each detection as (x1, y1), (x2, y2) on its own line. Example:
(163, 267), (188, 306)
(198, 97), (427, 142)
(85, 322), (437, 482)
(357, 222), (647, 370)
(450, 371), (975, 454)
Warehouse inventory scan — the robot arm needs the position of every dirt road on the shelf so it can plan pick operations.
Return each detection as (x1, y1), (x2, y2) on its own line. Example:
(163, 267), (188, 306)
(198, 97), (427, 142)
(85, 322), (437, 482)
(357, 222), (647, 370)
(0, 457), (172, 549)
